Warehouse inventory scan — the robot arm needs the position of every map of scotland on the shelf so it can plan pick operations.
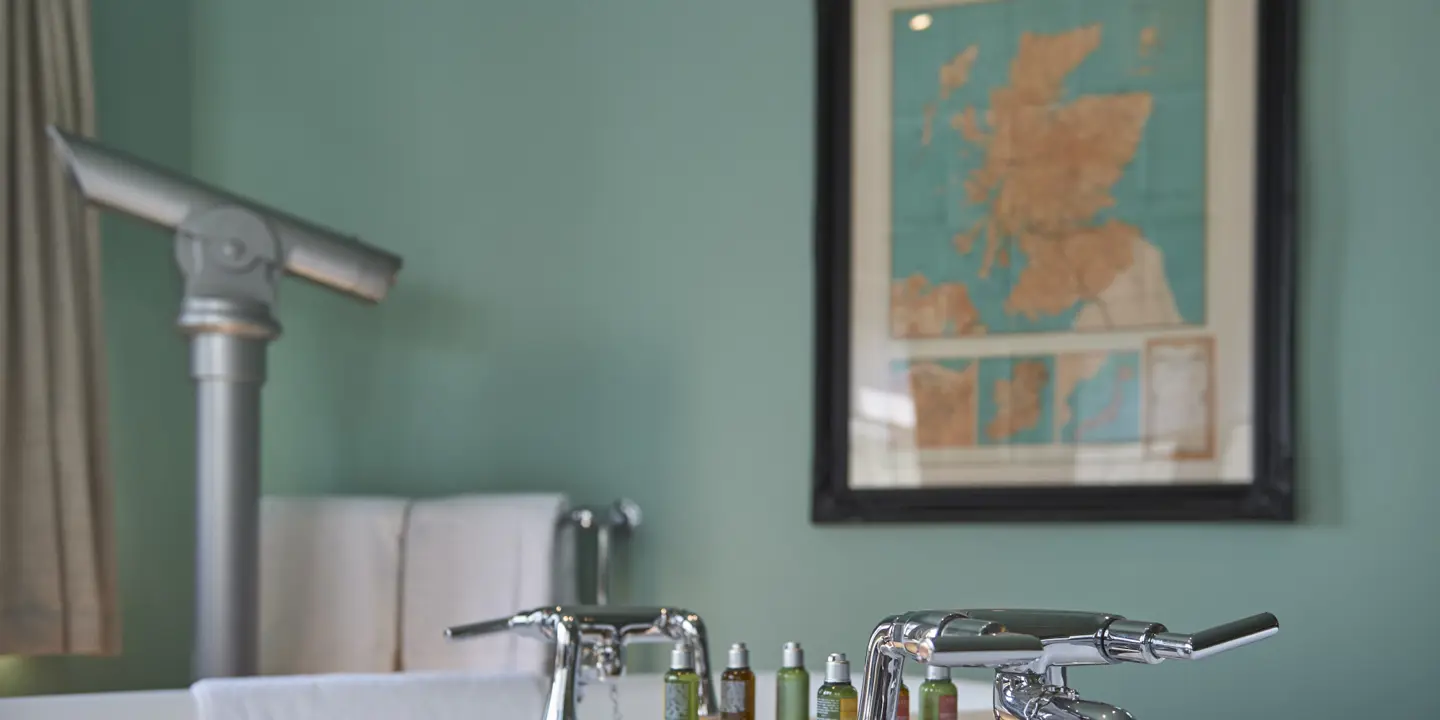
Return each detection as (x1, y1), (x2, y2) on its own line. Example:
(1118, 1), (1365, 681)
(888, 0), (1207, 339)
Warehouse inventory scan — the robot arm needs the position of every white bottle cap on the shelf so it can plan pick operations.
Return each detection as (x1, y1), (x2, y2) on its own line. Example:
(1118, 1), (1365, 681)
(925, 664), (951, 681)
(825, 653), (849, 683)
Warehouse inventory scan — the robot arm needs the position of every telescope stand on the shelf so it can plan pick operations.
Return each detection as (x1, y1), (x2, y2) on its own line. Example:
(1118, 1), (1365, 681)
(175, 207), (283, 679)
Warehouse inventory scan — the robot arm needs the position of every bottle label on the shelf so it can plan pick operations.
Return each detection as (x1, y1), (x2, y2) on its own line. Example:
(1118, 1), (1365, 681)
(938, 695), (957, 720)
(897, 695), (909, 720)
(817, 695), (840, 720)
(665, 681), (694, 720)
(721, 680), (747, 715)
(819, 695), (858, 720)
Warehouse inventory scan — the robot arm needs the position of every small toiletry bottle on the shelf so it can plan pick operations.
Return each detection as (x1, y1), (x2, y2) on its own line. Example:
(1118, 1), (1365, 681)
(721, 642), (755, 720)
(897, 681), (910, 720)
(816, 653), (858, 720)
(776, 642), (809, 720)
(918, 665), (958, 720)
(664, 642), (701, 720)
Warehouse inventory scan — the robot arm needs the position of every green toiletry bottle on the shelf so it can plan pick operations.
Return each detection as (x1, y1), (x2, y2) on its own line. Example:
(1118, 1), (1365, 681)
(918, 665), (958, 720)
(816, 653), (858, 720)
(664, 642), (701, 720)
(721, 642), (756, 720)
(776, 642), (809, 720)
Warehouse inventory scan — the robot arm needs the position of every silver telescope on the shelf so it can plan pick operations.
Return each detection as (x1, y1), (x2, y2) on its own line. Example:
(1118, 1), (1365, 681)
(47, 125), (403, 681)
(47, 126), (401, 302)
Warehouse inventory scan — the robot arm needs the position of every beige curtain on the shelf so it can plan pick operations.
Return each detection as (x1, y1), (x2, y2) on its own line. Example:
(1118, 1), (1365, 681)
(0, 0), (118, 655)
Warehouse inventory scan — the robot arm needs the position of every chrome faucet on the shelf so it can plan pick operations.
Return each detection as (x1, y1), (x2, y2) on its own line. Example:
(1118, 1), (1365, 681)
(446, 605), (715, 720)
(858, 609), (1278, 720)
(858, 610), (1045, 720)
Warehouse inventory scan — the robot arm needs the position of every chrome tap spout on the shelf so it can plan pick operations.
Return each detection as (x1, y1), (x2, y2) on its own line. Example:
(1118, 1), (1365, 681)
(858, 610), (1043, 720)
(858, 608), (1277, 720)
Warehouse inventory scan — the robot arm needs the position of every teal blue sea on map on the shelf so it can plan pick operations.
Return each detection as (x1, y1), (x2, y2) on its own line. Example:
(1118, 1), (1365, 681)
(1060, 351), (1142, 443)
(889, 0), (1208, 335)
(978, 355), (1055, 446)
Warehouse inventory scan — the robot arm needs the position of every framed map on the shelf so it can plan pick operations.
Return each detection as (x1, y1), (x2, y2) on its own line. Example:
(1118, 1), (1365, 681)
(813, 0), (1297, 522)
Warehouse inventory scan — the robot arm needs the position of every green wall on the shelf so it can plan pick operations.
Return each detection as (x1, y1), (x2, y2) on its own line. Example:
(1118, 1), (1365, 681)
(23, 0), (1440, 715)
(0, 0), (197, 696)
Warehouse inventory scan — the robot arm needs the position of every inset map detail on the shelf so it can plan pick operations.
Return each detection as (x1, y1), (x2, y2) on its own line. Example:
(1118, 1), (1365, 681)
(1055, 351), (1141, 443)
(895, 359), (979, 449)
(900, 348), (1153, 459)
(889, 0), (1207, 338)
(979, 356), (1054, 445)
(1145, 337), (1214, 459)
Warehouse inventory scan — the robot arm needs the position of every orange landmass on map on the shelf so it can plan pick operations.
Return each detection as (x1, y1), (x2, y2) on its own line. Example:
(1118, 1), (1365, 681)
(940, 45), (979, 99)
(890, 274), (986, 337)
(986, 360), (1050, 442)
(1134, 26), (1159, 75)
(1006, 219), (1139, 321)
(950, 24), (1153, 325)
(906, 361), (979, 448)
(953, 224), (979, 254)
(1140, 26), (1158, 56)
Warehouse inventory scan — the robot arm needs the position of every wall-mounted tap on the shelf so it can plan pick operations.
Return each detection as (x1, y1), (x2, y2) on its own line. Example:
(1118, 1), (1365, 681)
(858, 609), (1278, 720)
(562, 499), (642, 604)
(446, 605), (715, 720)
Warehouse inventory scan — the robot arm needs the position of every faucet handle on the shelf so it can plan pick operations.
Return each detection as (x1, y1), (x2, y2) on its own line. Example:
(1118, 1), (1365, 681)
(1102, 612), (1279, 664)
(921, 628), (1045, 668)
(446, 611), (535, 640)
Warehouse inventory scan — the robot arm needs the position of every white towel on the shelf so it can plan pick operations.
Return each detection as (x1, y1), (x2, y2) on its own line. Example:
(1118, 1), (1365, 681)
(259, 495), (410, 675)
(191, 671), (546, 720)
(400, 493), (568, 673)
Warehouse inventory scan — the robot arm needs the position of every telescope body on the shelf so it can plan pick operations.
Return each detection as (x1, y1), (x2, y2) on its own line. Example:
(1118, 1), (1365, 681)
(48, 127), (401, 303)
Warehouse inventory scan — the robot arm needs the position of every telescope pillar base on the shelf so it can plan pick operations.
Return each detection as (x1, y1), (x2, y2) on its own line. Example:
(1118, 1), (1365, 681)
(176, 208), (282, 681)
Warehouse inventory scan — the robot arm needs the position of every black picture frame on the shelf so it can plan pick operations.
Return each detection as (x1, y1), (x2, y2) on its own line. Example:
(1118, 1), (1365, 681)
(812, 0), (1299, 523)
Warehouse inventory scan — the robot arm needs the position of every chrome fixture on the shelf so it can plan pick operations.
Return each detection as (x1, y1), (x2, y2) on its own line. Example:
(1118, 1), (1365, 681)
(561, 499), (641, 604)
(858, 609), (1278, 720)
(446, 605), (714, 720)
(858, 611), (1045, 720)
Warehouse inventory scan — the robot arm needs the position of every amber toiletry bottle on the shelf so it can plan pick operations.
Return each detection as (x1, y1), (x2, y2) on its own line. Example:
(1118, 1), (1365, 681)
(721, 642), (756, 720)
